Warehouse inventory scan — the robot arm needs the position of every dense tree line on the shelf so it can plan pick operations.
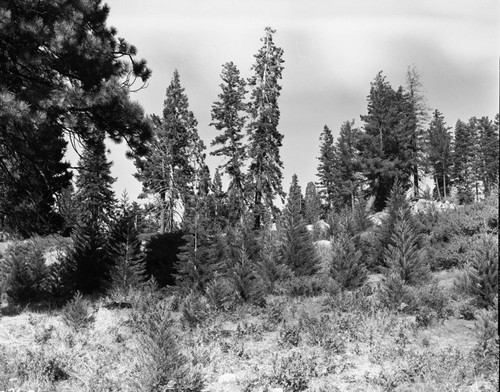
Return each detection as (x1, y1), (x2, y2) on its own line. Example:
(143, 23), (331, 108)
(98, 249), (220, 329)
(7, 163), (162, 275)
(316, 70), (499, 215)
(0, 1), (497, 305)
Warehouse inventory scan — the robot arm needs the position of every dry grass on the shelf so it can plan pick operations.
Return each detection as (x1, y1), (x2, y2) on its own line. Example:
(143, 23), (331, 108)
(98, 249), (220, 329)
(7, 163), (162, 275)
(0, 271), (497, 392)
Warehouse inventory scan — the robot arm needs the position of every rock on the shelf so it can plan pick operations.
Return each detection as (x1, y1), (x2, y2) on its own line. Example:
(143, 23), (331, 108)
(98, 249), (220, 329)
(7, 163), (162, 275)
(218, 373), (238, 384)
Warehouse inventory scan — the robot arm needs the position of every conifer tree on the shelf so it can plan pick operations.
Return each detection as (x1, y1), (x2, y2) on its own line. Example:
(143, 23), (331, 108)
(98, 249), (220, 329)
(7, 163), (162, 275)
(476, 116), (499, 196)
(69, 131), (116, 294)
(317, 125), (340, 213)
(75, 131), (116, 230)
(108, 194), (147, 295)
(453, 119), (477, 204)
(373, 181), (419, 269)
(304, 182), (322, 224)
(279, 174), (319, 276)
(1, 0), (151, 235)
(335, 120), (363, 209)
(135, 71), (206, 232)
(330, 231), (367, 290)
(426, 110), (453, 199)
(405, 66), (429, 197)
(358, 72), (417, 211)
(382, 210), (430, 285)
(455, 234), (498, 309)
(246, 27), (285, 229)
(210, 62), (248, 223)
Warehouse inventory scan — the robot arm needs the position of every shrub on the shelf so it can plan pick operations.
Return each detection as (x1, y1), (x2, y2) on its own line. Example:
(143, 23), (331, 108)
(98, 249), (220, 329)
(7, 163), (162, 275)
(205, 275), (233, 311)
(330, 231), (367, 290)
(180, 292), (209, 329)
(270, 351), (317, 392)
(278, 323), (301, 347)
(378, 273), (416, 312)
(16, 349), (69, 385)
(281, 274), (327, 297)
(454, 234), (498, 309)
(61, 291), (94, 331)
(413, 282), (452, 321)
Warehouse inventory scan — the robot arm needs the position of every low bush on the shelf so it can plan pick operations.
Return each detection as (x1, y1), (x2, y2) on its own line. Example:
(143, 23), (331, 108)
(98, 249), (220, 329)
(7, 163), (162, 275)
(61, 291), (94, 331)
(269, 351), (317, 392)
(280, 274), (328, 297)
(180, 292), (210, 329)
(278, 323), (301, 348)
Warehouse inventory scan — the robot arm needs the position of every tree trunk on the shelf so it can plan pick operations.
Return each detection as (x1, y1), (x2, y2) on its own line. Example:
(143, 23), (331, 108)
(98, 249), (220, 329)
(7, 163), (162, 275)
(413, 164), (419, 198)
(435, 174), (441, 200)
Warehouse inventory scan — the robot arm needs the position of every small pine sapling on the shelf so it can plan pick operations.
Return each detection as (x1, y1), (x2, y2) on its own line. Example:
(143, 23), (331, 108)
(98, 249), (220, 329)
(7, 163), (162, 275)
(382, 210), (430, 285)
(455, 234), (498, 309)
(228, 244), (265, 306)
(330, 231), (367, 290)
(109, 211), (147, 296)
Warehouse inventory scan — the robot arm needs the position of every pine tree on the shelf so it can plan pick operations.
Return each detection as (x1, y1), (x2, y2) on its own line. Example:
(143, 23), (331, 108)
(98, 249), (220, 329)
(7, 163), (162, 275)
(279, 174), (319, 276)
(453, 119), (477, 204)
(455, 234), (498, 309)
(335, 120), (363, 209)
(75, 131), (116, 230)
(135, 71), (206, 232)
(476, 116), (499, 196)
(108, 194), (147, 295)
(405, 66), (429, 198)
(246, 27), (285, 229)
(0, 0), (151, 235)
(330, 231), (367, 290)
(426, 110), (453, 199)
(304, 182), (322, 224)
(317, 125), (341, 213)
(210, 62), (248, 223)
(374, 181), (419, 269)
(358, 72), (417, 211)
(382, 209), (429, 285)
(68, 130), (116, 294)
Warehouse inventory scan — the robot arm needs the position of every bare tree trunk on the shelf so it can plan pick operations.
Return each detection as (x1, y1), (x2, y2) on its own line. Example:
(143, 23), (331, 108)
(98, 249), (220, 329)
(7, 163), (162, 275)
(435, 174), (442, 200)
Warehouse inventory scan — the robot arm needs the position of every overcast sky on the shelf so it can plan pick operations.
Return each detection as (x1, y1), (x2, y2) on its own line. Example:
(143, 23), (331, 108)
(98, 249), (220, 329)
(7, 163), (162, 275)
(98, 0), (499, 201)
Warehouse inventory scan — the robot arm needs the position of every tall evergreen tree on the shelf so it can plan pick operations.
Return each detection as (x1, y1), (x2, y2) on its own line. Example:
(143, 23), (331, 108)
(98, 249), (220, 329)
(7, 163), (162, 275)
(476, 116), (499, 196)
(210, 62), (248, 223)
(405, 66), (429, 197)
(358, 72), (417, 211)
(453, 118), (477, 204)
(75, 131), (116, 230)
(135, 71), (206, 232)
(304, 182), (322, 225)
(426, 110), (453, 199)
(246, 27), (285, 229)
(317, 125), (340, 213)
(335, 120), (363, 209)
(0, 0), (151, 235)
(69, 130), (116, 294)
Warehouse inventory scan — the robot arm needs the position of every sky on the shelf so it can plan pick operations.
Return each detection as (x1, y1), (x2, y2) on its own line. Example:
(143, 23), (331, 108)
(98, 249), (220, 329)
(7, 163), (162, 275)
(92, 0), (499, 201)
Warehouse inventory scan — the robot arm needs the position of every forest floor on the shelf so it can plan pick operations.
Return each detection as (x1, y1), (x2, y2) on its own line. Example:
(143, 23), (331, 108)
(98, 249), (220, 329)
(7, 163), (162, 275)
(0, 269), (498, 392)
